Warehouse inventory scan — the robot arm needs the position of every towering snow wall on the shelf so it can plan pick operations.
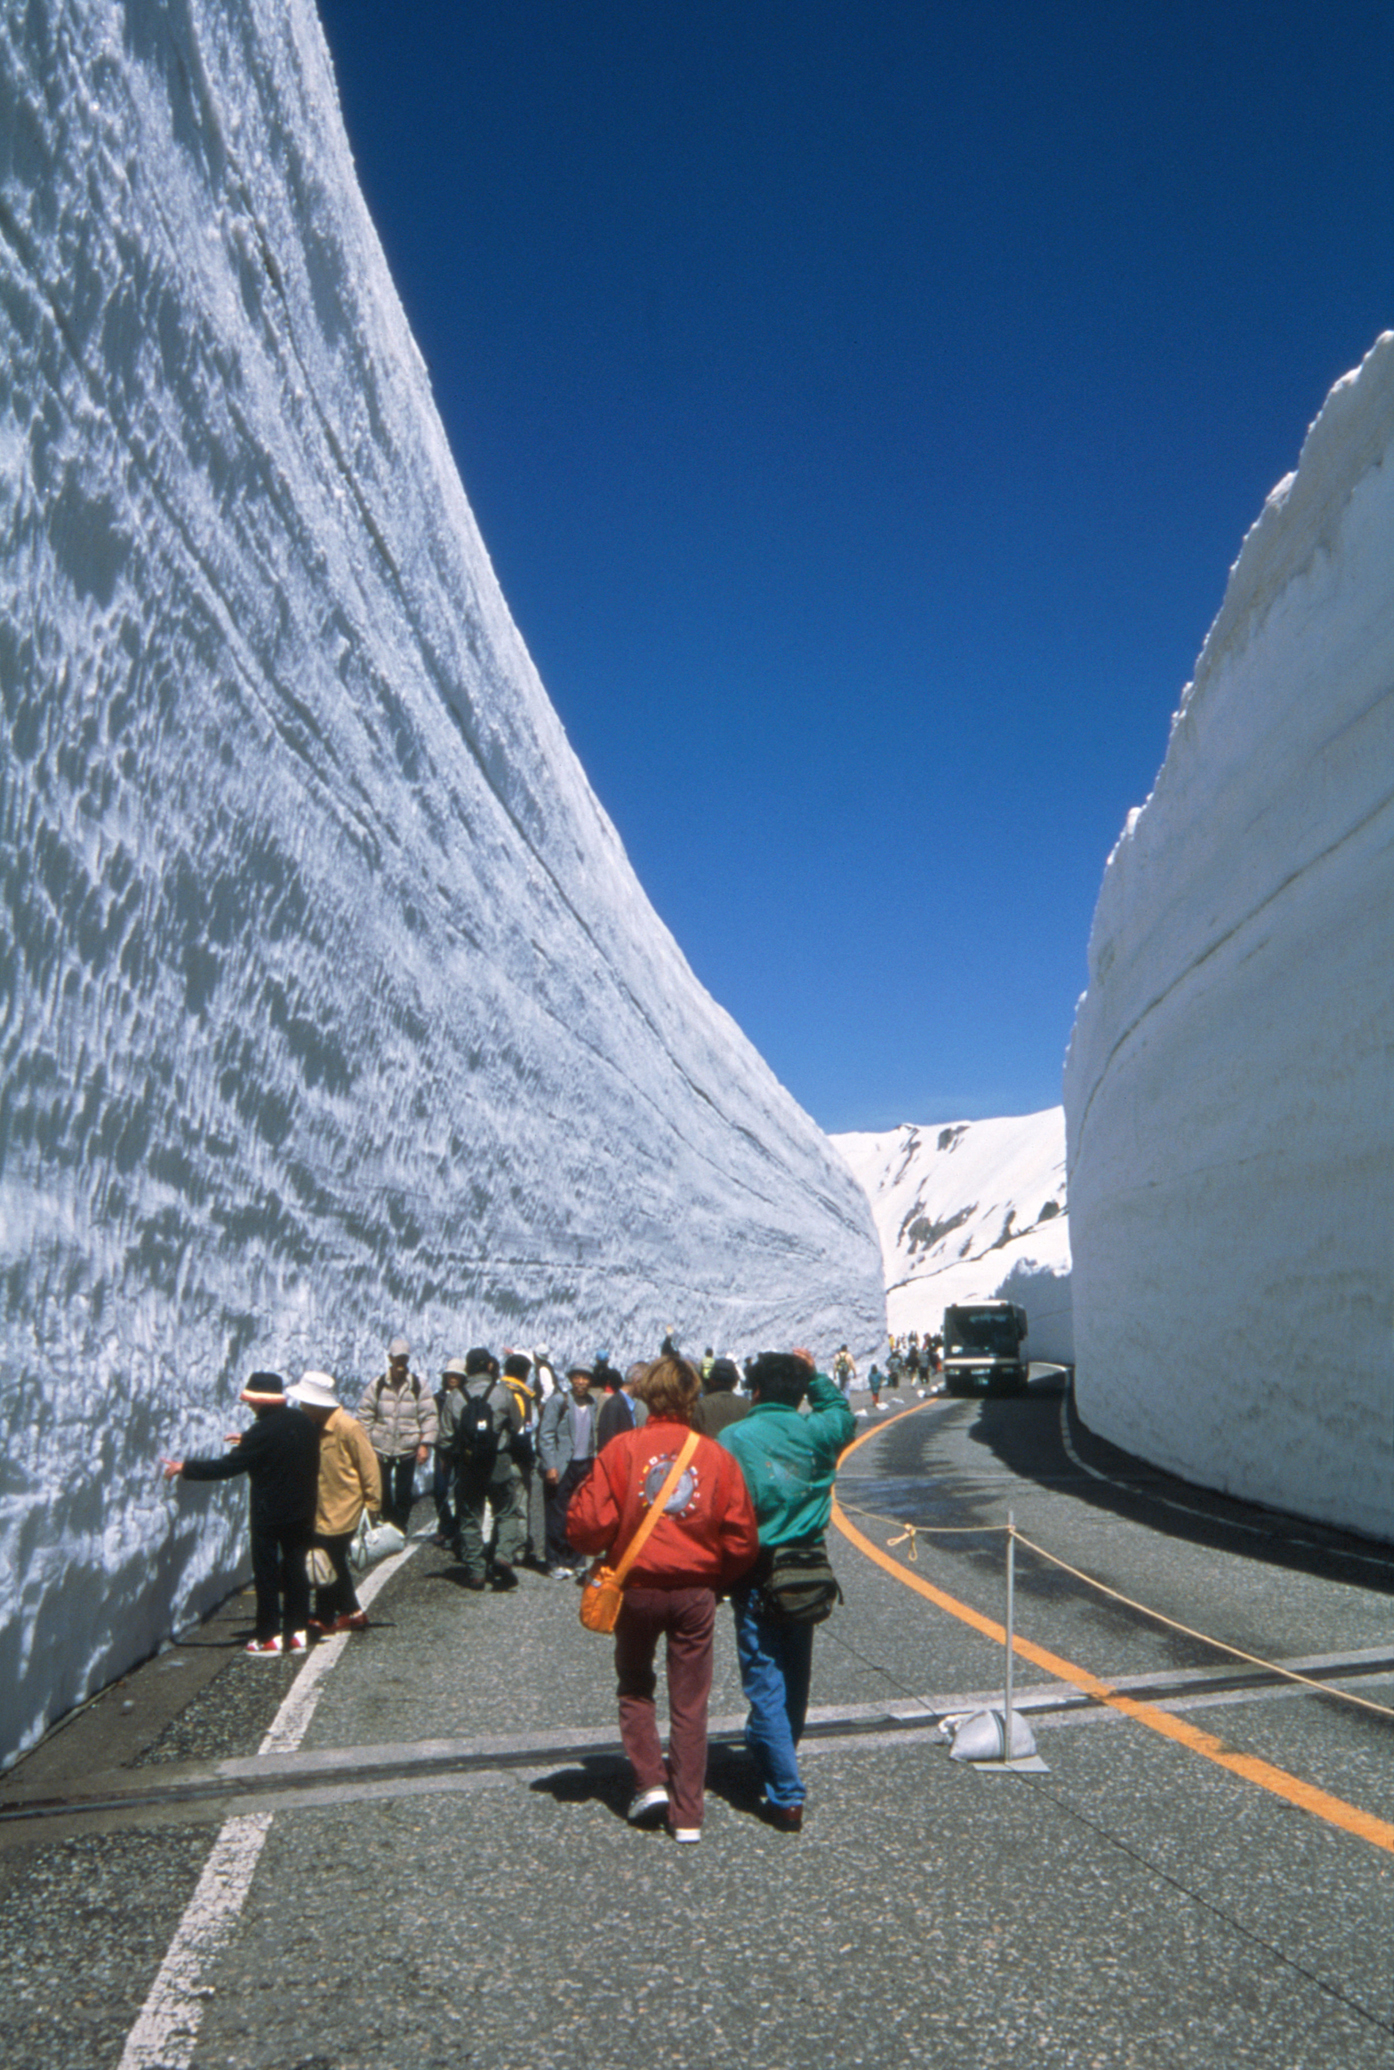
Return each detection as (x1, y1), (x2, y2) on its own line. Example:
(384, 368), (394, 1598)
(1064, 334), (1394, 1538)
(833, 1111), (1073, 1362)
(0, 0), (884, 1762)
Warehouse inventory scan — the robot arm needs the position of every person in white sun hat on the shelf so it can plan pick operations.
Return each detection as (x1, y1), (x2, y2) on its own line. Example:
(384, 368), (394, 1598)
(292, 1371), (382, 1634)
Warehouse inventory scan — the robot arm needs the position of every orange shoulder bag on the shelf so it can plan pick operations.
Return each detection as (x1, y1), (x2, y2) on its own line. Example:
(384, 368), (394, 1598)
(578, 1430), (701, 1633)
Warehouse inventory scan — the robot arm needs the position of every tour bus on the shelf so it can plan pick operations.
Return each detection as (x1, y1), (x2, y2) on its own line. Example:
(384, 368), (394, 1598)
(941, 1302), (1030, 1396)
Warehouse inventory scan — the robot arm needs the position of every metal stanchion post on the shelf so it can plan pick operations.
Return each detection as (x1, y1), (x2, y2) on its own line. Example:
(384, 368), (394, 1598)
(1004, 1509), (1015, 1756)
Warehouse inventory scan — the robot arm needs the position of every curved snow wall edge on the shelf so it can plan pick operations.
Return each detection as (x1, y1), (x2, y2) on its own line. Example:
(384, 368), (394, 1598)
(1064, 333), (1394, 1539)
(0, 0), (884, 1762)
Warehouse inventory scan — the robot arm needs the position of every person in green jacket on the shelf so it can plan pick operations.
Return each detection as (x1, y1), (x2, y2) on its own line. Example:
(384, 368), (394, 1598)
(719, 1348), (855, 1830)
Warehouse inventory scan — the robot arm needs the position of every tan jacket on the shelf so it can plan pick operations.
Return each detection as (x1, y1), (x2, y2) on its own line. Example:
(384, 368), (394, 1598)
(316, 1408), (382, 1535)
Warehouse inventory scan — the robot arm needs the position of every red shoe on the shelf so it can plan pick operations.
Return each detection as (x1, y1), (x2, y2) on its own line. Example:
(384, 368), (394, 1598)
(334, 1610), (369, 1632)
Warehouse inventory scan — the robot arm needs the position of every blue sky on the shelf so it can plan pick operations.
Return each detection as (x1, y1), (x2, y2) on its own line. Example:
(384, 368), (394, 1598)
(317, 0), (1393, 1134)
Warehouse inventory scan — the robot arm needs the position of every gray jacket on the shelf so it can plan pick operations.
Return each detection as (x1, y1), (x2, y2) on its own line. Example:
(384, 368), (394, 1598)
(537, 1389), (597, 1475)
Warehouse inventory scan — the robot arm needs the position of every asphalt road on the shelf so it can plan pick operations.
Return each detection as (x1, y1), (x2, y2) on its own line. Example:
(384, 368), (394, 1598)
(3, 1382), (1392, 2069)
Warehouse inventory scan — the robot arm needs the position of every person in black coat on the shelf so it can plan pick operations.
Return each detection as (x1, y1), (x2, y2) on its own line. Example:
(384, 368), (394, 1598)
(162, 1372), (320, 1656)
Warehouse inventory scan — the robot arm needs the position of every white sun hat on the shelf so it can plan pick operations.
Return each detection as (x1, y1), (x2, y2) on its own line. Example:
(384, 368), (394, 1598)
(292, 1370), (341, 1410)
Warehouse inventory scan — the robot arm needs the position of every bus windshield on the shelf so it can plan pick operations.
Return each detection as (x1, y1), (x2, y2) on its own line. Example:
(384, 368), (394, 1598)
(945, 1307), (1019, 1356)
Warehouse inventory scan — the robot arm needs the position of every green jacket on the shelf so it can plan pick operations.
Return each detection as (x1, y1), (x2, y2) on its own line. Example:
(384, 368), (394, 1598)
(718, 1371), (855, 1546)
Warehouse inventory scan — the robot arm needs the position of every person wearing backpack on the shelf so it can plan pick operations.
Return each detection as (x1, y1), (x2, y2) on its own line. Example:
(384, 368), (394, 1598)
(439, 1348), (527, 1590)
(356, 1336), (437, 1533)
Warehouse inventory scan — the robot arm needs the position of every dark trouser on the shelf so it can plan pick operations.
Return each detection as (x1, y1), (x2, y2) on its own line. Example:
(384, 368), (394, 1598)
(455, 1457), (528, 1580)
(376, 1453), (417, 1532)
(310, 1531), (361, 1622)
(432, 1454), (456, 1537)
(544, 1458), (594, 1568)
(615, 1585), (717, 1829)
(250, 1518), (311, 1643)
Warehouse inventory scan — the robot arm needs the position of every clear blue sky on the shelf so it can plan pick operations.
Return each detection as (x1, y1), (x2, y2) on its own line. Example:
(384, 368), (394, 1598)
(317, 0), (1393, 1135)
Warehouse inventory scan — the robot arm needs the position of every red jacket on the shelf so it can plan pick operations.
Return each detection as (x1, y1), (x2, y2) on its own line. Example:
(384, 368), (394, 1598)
(566, 1417), (759, 1590)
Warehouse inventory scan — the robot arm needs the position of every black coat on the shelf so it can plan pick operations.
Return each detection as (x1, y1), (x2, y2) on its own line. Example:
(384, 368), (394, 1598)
(182, 1404), (320, 1531)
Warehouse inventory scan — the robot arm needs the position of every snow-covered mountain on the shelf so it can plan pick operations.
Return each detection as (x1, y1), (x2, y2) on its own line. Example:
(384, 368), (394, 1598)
(0, 0), (884, 1762)
(1065, 334), (1394, 1540)
(832, 1111), (1073, 1363)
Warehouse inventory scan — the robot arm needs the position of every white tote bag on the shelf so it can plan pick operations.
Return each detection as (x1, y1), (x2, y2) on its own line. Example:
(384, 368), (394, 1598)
(349, 1512), (406, 1573)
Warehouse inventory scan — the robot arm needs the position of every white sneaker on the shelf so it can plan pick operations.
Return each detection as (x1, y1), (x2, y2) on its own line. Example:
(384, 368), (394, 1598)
(548, 1565), (575, 1580)
(671, 1827), (701, 1844)
(627, 1786), (669, 1825)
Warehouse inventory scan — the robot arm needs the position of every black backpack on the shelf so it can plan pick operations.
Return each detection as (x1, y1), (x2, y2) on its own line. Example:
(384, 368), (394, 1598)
(450, 1386), (499, 1472)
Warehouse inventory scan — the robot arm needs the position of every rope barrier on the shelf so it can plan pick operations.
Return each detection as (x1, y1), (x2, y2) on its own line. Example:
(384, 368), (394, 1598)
(1008, 1528), (1394, 1725)
(841, 1503), (1007, 1541)
(848, 1501), (1394, 1726)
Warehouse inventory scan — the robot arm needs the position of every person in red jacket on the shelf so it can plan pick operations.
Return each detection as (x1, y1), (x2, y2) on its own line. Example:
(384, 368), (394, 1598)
(568, 1353), (759, 1843)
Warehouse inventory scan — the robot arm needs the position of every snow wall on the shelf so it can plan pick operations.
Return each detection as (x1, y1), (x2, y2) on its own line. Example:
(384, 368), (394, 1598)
(833, 1112), (1073, 1364)
(1064, 334), (1394, 1539)
(0, 0), (885, 1763)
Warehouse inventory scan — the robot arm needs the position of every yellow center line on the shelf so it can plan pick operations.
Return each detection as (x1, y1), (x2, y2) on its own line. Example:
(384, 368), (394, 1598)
(833, 1404), (1394, 1855)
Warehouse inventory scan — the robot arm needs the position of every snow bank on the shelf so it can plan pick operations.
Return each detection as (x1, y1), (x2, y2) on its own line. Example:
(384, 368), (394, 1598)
(832, 1111), (1073, 1363)
(0, 0), (884, 1762)
(1065, 334), (1394, 1538)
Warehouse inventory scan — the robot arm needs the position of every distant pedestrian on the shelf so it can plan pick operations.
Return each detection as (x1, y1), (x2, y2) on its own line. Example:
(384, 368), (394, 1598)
(532, 1345), (560, 1402)
(593, 1350), (625, 1398)
(692, 1357), (750, 1439)
(357, 1337), (437, 1533)
(597, 1361), (650, 1450)
(720, 1348), (855, 1830)
(867, 1364), (884, 1411)
(568, 1354), (758, 1841)
(439, 1349), (528, 1590)
(500, 1352), (542, 1565)
(832, 1344), (856, 1397)
(161, 1372), (319, 1657)
(538, 1364), (598, 1576)
(292, 1371), (382, 1634)
(431, 1358), (467, 1546)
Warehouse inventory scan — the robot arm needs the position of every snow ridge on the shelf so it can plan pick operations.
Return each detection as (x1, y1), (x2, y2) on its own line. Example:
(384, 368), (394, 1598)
(832, 1110), (1073, 1362)
(0, 0), (883, 1762)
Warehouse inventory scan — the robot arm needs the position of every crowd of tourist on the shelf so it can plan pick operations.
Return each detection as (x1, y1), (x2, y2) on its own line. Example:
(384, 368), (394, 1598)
(161, 1334), (859, 1839)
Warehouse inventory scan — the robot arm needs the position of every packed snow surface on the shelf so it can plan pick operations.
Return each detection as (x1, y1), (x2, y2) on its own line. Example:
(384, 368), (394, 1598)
(0, 0), (884, 1762)
(1065, 333), (1394, 1539)
(832, 1111), (1073, 1363)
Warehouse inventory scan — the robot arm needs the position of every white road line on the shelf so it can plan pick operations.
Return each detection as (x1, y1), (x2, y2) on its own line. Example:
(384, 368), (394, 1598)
(117, 1544), (417, 2070)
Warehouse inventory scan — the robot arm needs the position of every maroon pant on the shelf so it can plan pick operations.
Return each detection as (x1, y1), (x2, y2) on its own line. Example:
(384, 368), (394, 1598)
(614, 1584), (716, 1829)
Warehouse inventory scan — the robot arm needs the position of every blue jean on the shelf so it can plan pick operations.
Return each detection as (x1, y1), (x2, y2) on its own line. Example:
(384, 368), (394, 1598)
(732, 1587), (815, 1808)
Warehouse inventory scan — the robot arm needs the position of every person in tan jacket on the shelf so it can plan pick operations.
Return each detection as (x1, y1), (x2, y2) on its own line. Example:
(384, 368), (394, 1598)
(293, 1371), (382, 1633)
